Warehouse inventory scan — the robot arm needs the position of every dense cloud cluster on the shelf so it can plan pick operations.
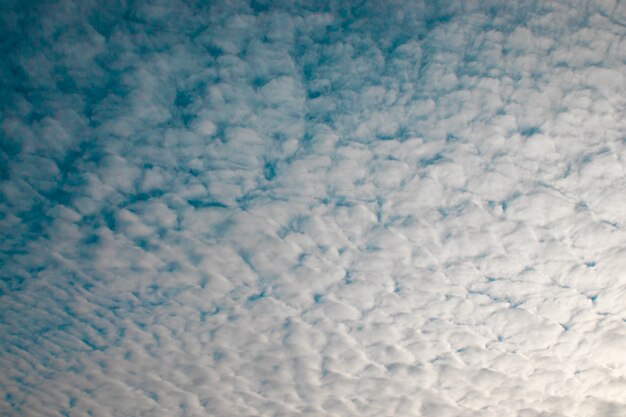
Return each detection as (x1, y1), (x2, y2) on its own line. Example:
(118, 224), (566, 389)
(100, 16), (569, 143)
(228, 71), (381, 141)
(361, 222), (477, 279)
(1, 0), (626, 416)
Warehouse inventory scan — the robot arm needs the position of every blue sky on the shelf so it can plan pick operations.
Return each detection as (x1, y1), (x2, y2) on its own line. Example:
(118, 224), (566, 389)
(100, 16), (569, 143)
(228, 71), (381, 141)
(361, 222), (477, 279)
(1, 0), (626, 416)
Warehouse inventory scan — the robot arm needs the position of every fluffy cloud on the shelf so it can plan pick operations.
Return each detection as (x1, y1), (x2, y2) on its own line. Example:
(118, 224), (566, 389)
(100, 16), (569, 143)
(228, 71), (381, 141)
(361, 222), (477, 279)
(1, 0), (626, 416)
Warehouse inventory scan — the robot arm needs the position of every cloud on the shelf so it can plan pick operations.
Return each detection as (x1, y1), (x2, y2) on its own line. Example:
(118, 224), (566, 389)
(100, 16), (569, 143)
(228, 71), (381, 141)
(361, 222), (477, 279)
(1, 0), (626, 416)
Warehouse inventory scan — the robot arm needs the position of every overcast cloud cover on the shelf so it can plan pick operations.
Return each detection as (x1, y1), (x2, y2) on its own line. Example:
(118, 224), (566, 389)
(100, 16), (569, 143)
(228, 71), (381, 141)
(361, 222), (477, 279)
(1, 0), (626, 416)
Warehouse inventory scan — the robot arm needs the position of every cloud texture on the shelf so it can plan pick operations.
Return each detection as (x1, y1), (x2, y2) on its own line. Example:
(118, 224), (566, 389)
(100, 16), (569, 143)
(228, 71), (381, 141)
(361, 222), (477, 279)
(1, 0), (626, 416)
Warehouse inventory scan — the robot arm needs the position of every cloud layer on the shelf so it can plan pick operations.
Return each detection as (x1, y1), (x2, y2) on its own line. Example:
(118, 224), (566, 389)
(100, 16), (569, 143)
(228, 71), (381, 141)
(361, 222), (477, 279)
(1, 0), (626, 416)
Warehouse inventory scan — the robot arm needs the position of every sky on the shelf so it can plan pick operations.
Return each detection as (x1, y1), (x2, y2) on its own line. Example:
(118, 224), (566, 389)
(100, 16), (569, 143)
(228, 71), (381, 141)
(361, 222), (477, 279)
(1, 0), (626, 416)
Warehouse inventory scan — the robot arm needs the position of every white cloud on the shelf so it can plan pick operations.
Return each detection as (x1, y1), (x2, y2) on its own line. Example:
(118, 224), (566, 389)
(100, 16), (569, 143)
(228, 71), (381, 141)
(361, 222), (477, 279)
(1, 0), (626, 416)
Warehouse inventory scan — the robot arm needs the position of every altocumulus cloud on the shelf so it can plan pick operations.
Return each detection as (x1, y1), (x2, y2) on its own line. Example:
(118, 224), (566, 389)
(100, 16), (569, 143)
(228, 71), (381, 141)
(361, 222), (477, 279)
(1, 0), (626, 416)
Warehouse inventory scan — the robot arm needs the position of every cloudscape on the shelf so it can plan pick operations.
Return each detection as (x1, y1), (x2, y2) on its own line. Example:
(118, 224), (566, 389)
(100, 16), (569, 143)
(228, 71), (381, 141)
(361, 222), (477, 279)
(1, 0), (625, 416)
